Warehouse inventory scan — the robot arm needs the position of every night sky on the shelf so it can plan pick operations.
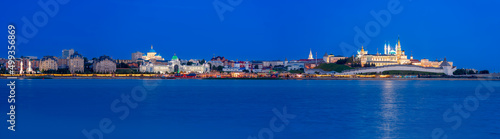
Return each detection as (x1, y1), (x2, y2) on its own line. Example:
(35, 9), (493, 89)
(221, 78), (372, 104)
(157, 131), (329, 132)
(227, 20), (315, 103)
(1, 0), (499, 72)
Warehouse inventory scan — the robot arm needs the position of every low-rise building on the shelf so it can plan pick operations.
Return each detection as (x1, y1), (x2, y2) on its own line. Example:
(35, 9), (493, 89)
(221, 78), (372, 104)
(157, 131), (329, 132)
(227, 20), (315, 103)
(263, 60), (284, 67)
(419, 59), (453, 68)
(234, 61), (251, 70)
(208, 61), (224, 68)
(223, 67), (242, 72)
(93, 55), (116, 73)
(140, 54), (210, 74)
(69, 52), (84, 73)
(57, 58), (69, 69)
(323, 53), (347, 63)
(131, 51), (144, 62)
(287, 62), (305, 71)
(116, 59), (133, 64)
(40, 56), (58, 72)
(251, 61), (263, 69)
(297, 59), (324, 69)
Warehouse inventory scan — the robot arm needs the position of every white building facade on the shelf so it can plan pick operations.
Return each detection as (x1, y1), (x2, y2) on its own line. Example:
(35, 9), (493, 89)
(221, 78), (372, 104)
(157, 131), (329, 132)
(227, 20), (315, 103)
(140, 54), (210, 74)
(93, 56), (116, 73)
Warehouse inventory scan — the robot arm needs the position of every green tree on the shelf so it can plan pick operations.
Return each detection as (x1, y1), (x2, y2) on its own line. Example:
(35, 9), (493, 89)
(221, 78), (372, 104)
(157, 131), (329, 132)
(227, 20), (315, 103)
(56, 68), (70, 74)
(289, 68), (304, 74)
(467, 70), (476, 74)
(453, 69), (467, 75)
(211, 65), (224, 72)
(216, 66), (224, 72)
(314, 63), (353, 72)
(0, 67), (6, 74)
(479, 70), (489, 74)
(335, 58), (348, 65)
(116, 63), (130, 68)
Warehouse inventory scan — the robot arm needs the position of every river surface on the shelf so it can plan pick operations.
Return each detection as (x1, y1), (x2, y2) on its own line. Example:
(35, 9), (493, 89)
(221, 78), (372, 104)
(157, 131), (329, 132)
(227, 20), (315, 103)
(1, 79), (500, 139)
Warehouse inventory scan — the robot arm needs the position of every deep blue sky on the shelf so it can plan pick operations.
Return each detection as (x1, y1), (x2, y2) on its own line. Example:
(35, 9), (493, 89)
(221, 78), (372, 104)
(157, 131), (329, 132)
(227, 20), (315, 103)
(1, 0), (499, 72)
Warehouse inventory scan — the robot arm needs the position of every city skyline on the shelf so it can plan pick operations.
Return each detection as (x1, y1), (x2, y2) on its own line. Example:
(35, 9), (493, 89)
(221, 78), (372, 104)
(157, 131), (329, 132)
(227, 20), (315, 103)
(3, 1), (500, 139)
(1, 0), (499, 72)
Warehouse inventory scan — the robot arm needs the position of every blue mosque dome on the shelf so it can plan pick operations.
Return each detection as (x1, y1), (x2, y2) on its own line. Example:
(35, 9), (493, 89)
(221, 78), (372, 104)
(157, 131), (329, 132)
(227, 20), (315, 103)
(389, 50), (396, 55)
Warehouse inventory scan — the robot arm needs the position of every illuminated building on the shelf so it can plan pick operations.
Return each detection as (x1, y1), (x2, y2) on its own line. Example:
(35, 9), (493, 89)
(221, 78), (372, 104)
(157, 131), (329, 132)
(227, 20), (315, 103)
(141, 45), (165, 62)
(140, 54), (210, 74)
(131, 51), (144, 62)
(93, 55), (116, 73)
(40, 56), (58, 72)
(338, 59), (457, 76)
(62, 49), (74, 59)
(57, 58), (69, 69)
(287, 62), (305, 71)
(323, 52), (347, 63)
(223, 61), (251, 72)
(356, 36), (412, 67)
(69, 52), (84, 73)
(357, 36), (453, 68)
(210, 56), (229, 67)
(263, 60), (284, 67)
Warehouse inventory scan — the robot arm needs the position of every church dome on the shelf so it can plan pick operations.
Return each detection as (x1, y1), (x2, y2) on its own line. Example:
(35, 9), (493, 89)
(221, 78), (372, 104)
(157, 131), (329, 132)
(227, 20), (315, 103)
(149, 45), (156, 52)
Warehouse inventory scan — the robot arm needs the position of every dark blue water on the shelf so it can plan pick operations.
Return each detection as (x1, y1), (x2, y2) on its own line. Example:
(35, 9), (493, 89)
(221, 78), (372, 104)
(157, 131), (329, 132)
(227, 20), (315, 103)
(1, 79), (500, 139)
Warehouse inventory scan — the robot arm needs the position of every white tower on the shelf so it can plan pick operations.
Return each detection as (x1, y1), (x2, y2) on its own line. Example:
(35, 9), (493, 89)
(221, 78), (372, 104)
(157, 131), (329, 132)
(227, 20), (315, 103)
(440, 58), (455, 75)
(384, 42), (387, 54)
(27, 60), (33, 74)
(387, 42), (391, 54)
(395, 44), (398, 53)
(20, 61), (23, 74)
(284, 57), (288, 67)
(308, 49), (314, 60)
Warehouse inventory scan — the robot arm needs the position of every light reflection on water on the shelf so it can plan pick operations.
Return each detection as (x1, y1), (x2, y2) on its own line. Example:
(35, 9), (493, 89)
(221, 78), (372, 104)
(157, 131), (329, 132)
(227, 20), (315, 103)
(380, 80), (399, 139)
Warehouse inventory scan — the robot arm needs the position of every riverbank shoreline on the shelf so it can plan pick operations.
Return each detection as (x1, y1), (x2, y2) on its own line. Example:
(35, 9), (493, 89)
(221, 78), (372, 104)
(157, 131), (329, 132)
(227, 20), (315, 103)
(1, 76), (499, 81)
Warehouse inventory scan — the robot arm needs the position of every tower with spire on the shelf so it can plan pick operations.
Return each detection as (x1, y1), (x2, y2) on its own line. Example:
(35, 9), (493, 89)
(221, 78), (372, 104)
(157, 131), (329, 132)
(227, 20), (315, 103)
(396, 35), (402, 63)
(360, 45), (365, 55)
(20, 61), (23, 74)
(388, 41), (391, 54)
(354, 35), (413, 67)
(396, 36), (401, 55)
(284, 57), (288, 67)
(308, 49), (314, 60)
(27, 60), (33, 74)
(384, 41), (387, 55)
